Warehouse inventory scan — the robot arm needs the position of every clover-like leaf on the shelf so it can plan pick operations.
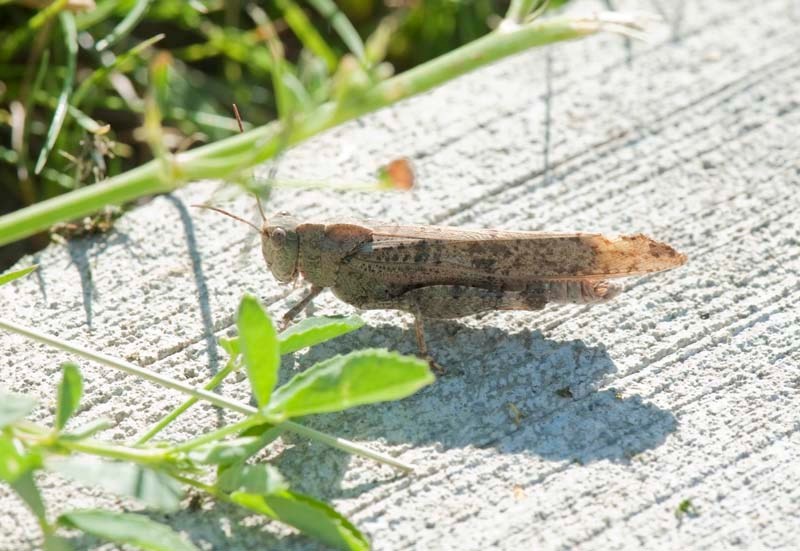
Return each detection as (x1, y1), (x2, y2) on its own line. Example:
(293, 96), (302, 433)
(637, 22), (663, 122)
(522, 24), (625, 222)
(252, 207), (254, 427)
(58, 510), (199, 551)
(236, 294), (280, 407)
(265, 349), (434, 419)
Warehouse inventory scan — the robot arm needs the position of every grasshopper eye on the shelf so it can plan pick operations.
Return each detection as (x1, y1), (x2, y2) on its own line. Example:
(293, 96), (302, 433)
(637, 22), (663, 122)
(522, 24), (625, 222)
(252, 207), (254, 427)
(271, 228), (287, 247)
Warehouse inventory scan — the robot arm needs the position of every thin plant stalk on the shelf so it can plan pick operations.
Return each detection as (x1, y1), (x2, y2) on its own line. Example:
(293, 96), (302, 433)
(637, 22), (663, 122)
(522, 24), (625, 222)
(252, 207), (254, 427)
(135, 359), (238, 445)
(0, 13), (641, 247)
(0, 318), (414, 472)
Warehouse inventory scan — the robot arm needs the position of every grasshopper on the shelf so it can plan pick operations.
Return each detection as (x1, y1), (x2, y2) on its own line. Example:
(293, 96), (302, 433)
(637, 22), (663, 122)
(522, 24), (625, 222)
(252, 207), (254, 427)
(198, 206), (686, 368)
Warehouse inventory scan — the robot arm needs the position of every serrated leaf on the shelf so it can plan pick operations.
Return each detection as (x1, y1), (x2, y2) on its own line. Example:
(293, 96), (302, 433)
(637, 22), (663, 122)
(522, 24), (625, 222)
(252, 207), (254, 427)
(0, 391), (37, 428)
(217, 463), (287, 495)
(279, 315), (364, 355)
(55, 363), (82, 430)
(47, 457), (182, 512)
(58, 510), (199, 551)
(236, 295), (280, 407)
(230, 489), (368, 551)
(265, 349), (434, 419)
(0, 265), (37, 287)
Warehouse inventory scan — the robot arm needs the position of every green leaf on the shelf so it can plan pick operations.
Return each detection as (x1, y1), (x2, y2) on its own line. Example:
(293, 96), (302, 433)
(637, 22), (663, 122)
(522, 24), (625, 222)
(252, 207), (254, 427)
(0, 433), (39, 483)
(220, 314), (364, 359)
(265, 349), (434, 419)
(236, 294), (280, 407)
(217, 462), (287, 495)
(0, 391), (37, 428)
(55, 363), (82, 431)
(279, 315), (364, 355)
(218, 336), (240, 358)
(60, 417), (113, 441)
(43, 534), (73, 551)
(230, 489), (368, 551)
(58, 510), (199, 551)
(11, 469), (46, 519)
(0, 265), (37, 287)
(47, 457), (182, 512)
(187, 437), (265, 467)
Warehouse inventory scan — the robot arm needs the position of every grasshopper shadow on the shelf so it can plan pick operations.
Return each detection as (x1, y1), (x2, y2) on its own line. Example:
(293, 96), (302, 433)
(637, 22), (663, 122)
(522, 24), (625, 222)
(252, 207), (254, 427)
(271, 317), (677, 500)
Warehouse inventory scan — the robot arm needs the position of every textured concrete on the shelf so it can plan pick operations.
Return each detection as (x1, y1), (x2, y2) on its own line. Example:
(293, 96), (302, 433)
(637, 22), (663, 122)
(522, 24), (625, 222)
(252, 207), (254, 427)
(2, 0), (800, 549)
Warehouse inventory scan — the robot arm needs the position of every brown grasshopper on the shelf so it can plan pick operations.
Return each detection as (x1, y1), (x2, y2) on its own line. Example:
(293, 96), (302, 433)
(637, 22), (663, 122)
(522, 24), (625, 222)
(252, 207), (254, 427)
(198, 206), (686, 368)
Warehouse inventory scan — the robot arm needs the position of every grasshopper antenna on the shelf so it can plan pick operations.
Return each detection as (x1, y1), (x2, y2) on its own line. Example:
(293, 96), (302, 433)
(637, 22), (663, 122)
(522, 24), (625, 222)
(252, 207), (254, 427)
(231, 103), (268, 226)
(253, 193), (267, 223)
(191, 204), (262, 233)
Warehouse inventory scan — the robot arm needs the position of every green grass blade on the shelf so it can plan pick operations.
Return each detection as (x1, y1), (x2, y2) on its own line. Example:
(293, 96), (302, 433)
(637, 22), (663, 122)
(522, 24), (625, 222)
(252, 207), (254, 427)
(34, 12), (78, 175)
(246, 4), (297, 123)
(67, 104), (109, 134)
(75, 0), (120, 30)
(0, 265), (37, 287)
(266, 349), (434, 419)
(55, 362), (83, 430)
(19, 49), (51, 179)
(276, 0), (338, 72)
(305, 0), (366, 64)
(0, 0), (69, 61)
(506, 0), (549, 23)
(94, 0), (152, 51)
(72, 33), (165, 107)
(236, 295), (280, 407)
(58, 510), (200, 551)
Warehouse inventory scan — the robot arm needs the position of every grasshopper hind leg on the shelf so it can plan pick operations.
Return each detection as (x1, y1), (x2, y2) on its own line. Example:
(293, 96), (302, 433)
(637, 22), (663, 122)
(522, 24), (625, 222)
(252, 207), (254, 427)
(397, 285), (548, 375)
(413, 312), (445, 375)
(391, 285), (548, 319)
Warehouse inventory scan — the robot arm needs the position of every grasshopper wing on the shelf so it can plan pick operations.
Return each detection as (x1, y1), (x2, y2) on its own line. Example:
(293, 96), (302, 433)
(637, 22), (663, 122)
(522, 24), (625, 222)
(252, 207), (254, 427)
(342, 223), (686, 290)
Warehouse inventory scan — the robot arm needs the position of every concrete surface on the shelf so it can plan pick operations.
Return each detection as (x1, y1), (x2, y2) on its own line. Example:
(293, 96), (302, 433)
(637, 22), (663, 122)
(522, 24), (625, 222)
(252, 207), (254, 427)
(2, 0), (800, 549)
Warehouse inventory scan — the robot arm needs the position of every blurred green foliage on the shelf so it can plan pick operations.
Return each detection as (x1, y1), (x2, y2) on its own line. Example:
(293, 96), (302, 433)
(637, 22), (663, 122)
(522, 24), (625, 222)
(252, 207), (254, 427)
(0, 0), (569, 266)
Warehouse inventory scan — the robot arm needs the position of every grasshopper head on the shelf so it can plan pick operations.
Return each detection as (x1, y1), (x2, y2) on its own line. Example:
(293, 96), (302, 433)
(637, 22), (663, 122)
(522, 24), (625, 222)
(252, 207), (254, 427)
(261, 211), (301, 283)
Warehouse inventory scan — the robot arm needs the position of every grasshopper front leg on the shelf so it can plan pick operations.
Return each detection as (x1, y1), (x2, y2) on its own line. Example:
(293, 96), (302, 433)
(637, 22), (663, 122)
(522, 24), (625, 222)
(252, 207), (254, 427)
(280, 285), (323, 329)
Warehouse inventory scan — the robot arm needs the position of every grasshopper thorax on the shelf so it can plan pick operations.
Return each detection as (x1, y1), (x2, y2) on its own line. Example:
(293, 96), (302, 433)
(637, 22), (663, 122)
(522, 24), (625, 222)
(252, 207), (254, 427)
(261, 212), (301, 283)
